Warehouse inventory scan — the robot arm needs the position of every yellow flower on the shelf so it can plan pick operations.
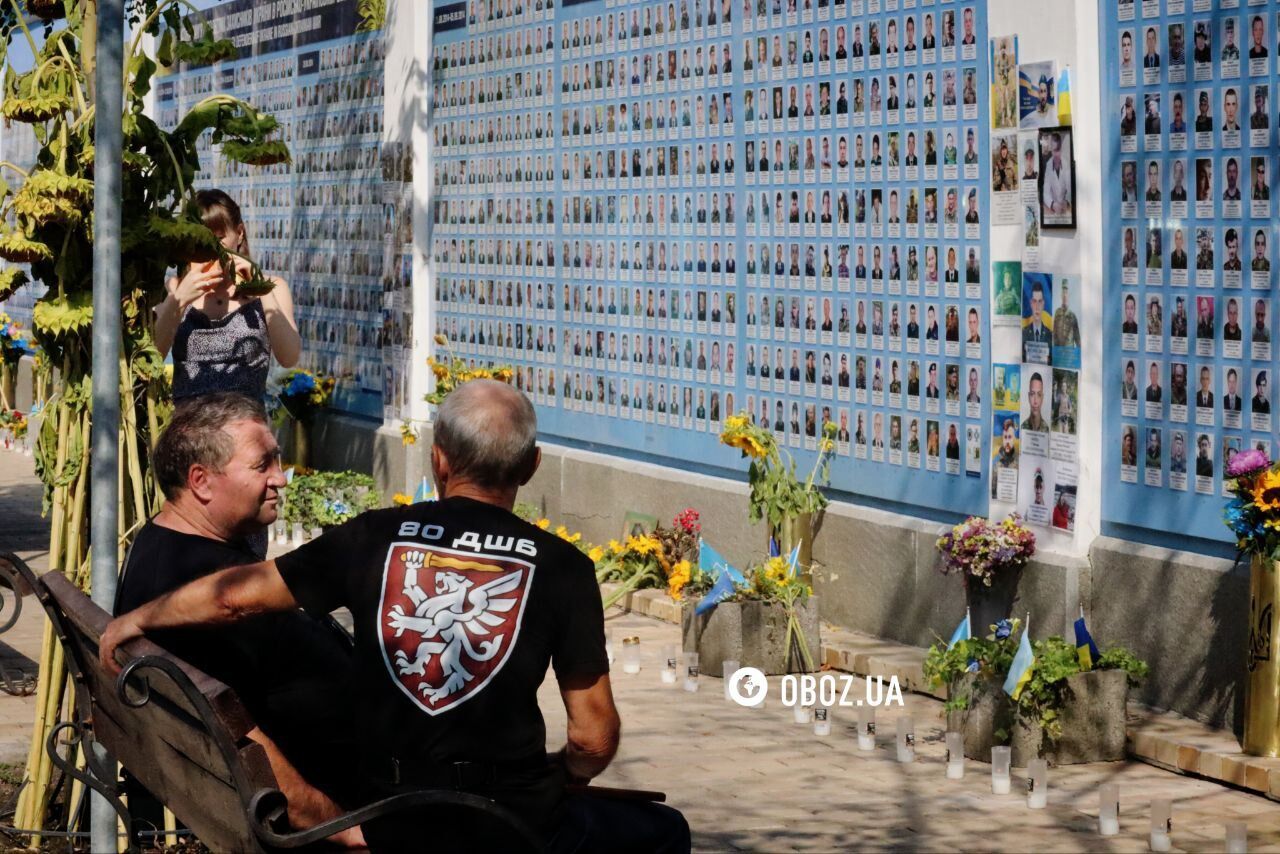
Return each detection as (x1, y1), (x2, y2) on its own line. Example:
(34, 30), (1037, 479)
(667, 559), (692, 600)
(762, 556), (791, 582)
(1251, 469), (1280, 512)
(535, 518), (551, 530)
(608, 539), (624, 554)
(392, 493), (412, 506)
(588, 546), (605, 562)
(434, 333), (449, 346)
(819, 437), (835, 453)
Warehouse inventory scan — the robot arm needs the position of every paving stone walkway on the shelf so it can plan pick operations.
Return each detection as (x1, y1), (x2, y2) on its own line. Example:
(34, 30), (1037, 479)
(1, 452), (1279, 851)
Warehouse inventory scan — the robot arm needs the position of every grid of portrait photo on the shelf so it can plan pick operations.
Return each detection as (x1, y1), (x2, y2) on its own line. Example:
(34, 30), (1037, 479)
(1106, 0), (1280, 540)
(430, 0), (992, 513)
(157, 4), (392, 420)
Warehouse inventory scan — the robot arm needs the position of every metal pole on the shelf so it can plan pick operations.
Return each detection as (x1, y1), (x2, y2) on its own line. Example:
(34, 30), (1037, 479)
(90, 0), (124, 849)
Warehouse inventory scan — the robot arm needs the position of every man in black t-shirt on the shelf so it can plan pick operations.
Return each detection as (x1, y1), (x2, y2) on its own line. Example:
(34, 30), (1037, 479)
(103, 381), (690, 853)
(115, 393), (360, 844)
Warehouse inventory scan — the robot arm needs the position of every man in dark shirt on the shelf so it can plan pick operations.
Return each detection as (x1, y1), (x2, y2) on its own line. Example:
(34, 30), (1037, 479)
(115, 394), (360, 842)
(103, 381), (690, 853)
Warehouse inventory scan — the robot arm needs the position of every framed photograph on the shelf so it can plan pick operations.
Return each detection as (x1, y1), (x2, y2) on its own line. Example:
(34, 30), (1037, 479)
(1037, 126), (1076, 229)
(620, 511), (659, 540)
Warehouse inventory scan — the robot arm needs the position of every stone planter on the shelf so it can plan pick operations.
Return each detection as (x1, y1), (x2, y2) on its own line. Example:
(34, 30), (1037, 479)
(1010, 669), (1129, 765)
(1245, 554), (1280, 757)
(965, 567), (1021, 639)
(945, 673), (1014, 761)
(290, 417), (311, 469)
(682, 598), (820, 676)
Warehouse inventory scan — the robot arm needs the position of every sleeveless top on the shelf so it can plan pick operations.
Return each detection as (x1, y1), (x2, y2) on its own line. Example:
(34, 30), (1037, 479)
(172, 300), (271, 401)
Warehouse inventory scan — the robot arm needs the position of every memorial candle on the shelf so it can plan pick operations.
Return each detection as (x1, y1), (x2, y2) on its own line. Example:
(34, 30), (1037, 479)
(1225, 821), (1248, 853)
(1149, 798), (1171, 852)
(722, 659), (739, 700)
(661, 644), (679, 684)
(857, 706), (876, 751)
(1099, 784), (1120, 836)
(793, 703), (811, 724)
(990, 746), (1011, 794)
(1026, 759), (1047, 809)
(813, 707), (831, 736)
(896, 717), (915, 763)
(621, 636), (641, 674)
(944, 731), (964, 779)
(683, 651), (700, 692)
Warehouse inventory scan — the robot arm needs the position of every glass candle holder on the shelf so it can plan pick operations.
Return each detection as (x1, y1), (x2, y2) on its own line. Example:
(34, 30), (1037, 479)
(605, 630), (615, 665)
(944, 731), (964, 779)
(813, 707), (831, 736)
(722, 659), (739, 700)
(1149, 798), (1172, 852)
(1026, 759), (1047, 809)
(1099, 784), (1120, 836)
(793, 704), (811, 724)
(990, 746), (1011, 794)
(291, 521), (304, 545)
(857, 706), (876, 751)
(274, 519), (288, 545)
(661, 644), (679, 684)
(309, 526), (323, 542)
(1225, 821), (1248, 853)
(621, 637), (641, 674)
(683, 651), (700, 692)
(895, 717), (915, 763)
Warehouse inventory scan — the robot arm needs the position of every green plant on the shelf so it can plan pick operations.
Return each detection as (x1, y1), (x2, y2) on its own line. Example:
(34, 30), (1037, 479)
(719, 412), (838, 530)
(1014, 637), (1149, 744)
(356, 0), (387, 32)
(923, 618), (1023, 713)
(281, 471), (380, 530)
(2, 0), (290, 835)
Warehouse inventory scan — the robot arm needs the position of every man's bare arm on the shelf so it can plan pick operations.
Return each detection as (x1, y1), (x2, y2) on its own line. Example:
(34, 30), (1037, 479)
(557, 671), (621, 782)
(99, 560), (297, 675)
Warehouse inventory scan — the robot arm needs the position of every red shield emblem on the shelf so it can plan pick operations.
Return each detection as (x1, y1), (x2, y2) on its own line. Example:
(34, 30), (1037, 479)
(378, 543), (534, 715)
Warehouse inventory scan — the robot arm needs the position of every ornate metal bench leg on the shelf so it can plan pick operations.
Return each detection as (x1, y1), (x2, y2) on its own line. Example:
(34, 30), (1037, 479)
(46, 721), (137, 854)
(0, 557), (34, 696)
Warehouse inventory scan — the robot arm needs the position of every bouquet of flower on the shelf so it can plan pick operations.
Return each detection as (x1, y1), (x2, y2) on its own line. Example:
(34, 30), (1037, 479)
(426, 333), (513, 405)
(594, 510), (700, 608)
(936, 515), (1036, 587)
(719, 412), (839, 530)
(1223, 448), (1280, 558)
(273, 368), (336, 424)
(0, 314), (37, 367)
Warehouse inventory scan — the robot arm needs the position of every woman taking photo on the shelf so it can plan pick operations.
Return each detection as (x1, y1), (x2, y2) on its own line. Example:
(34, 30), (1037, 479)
(154, 189), (301, 400)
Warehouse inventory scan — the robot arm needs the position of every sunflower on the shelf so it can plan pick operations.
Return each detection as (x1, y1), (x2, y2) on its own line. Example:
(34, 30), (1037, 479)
(667, 559), (692, 600)
(588, 546), (605, 563)
(1251, 469), (1280, 512)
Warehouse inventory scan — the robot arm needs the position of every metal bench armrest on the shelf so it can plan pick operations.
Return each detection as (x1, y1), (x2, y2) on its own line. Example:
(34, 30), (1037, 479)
(248, 787), (545, 852)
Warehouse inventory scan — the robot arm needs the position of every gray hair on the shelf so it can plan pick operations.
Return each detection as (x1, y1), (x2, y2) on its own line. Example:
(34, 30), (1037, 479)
(153, 393), (268, 500)
(434, 379), (537, 488)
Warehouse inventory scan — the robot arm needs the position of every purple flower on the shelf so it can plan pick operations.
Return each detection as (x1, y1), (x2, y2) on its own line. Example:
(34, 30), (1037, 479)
(1227, 448), (1271, 478)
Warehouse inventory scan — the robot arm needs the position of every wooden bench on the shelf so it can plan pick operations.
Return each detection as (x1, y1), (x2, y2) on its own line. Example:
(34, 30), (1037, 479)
(12, 556), (550, 852)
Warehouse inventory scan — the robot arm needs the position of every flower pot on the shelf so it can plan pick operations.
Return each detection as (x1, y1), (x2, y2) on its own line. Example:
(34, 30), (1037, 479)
(1010, 669), (1128, 765)
(290, 417), (311, 469)
(681, 598), (820, 676)
(965, 567), (1022, 640)
(768, 512), (814, 575)
(945, 673), (1015, 761)
(1245, 555), (1280, 757)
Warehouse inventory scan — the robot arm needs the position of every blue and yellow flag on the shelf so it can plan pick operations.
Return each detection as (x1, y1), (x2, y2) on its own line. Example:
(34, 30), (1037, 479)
(1074, 615), (1100, 671)
(413, 476), (435, 503)
(1056, 66), (1072, 125)
(1003, 622), (1035, 701)
(947, 611), (971, 649)
(698, 539), (745, 584)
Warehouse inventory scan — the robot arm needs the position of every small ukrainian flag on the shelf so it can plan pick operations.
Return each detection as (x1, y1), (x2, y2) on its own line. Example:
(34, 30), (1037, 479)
(1057, 66), (1072, 126)
(1003, 617), (1036, 701)
(413, 476), (435, 503)
(1074, 610), (1100, 671)
(947, 609), (971, 649)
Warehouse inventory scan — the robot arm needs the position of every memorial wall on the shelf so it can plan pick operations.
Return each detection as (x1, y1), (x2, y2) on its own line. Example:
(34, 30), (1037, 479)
(1102, 0), (1280, 546)
(429, 0), (993, 516)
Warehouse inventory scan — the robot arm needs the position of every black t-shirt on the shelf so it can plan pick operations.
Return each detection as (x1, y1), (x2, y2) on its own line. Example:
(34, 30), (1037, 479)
(275, 496), (608, 771)
(116, 521), (357, 795)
